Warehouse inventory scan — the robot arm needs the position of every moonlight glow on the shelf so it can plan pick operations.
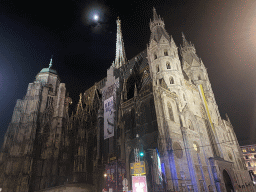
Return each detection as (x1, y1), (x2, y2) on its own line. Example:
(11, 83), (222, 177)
(94, 14), (99, 21)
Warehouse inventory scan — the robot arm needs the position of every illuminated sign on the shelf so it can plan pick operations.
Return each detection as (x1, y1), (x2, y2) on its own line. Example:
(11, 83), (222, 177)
(130, 161), (146, 175)
(132, 176), (147, 192)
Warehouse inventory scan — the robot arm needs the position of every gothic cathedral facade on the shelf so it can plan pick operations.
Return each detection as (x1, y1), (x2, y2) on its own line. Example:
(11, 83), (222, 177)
(0, 8), (253, 192)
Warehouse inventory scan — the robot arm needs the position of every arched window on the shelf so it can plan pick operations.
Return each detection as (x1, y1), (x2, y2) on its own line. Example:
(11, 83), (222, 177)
(164, 49), (168, 56)
(154, 53), (157, 60)
(198, 75), (201, 80)
(156, 65), (160, 72)
(167, 102), (174, 121)
(166, 62), (171, 69)
(248, 162), (251, 167)
(188, 120), (194, 130)
(169, 76), (174, 84)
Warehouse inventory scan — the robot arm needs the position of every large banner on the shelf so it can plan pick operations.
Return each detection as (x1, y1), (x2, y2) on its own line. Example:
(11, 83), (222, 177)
(104, 96), (114, 139)
(132, 176), (147, 192)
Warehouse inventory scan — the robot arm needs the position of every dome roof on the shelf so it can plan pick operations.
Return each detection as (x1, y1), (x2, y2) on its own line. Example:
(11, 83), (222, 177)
(39, 67), (58, 75)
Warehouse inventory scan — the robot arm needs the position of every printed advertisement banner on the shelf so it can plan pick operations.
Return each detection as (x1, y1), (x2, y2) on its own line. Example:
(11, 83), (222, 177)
(104, 96), (114, 139)
(132, 176), (147, 192)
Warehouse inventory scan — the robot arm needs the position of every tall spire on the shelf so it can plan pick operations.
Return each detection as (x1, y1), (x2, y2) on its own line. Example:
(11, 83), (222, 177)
(114, 17), (127, 68)
(181, 32), (190, 47)
(149, 7), (170, 43)
(153, 7), (159, 21)
(181, 32), (196, 53)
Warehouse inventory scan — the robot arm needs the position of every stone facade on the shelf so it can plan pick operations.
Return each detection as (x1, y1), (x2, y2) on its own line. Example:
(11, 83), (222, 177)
(0, 7), (254, 192)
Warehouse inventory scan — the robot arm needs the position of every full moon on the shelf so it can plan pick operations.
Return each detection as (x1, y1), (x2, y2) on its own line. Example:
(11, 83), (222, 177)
(93, 14), (99, 21)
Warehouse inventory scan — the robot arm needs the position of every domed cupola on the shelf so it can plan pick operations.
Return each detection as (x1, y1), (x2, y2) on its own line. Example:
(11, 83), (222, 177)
(35, 57), (60, 91)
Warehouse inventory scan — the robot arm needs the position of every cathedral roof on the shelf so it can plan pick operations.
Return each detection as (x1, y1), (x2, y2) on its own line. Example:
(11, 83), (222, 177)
(39, 67), (58, 75)
(149, 8), (170, 43)
(151, 26), (170, 43)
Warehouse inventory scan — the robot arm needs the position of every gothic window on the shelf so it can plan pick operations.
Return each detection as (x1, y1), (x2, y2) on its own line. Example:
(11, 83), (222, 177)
(154, 53), (157, 60)
(169, 76), (174, 84)
(166, 62), (171, 69)
(228, 152), (233, 160)
(188, 120), (194, 130)
(198, 75), (201, 80)
(164, 49), (168, 56)
(156, 65), (160, 72)
(167, 102), (174, 121)
(159, 78), (168, 90)
(173, 142), (183, 159)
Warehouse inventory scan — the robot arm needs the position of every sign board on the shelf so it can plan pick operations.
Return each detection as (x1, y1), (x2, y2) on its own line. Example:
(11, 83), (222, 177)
(110, 156), (116, 161)
(132, 176), (147, 192)
(109, 188), (113, 192)
(130, 161), (146, 175)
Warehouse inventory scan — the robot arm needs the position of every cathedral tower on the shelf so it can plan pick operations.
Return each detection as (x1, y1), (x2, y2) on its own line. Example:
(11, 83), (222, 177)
(0, 59), (71, 191)
(113, 17), (127, 68)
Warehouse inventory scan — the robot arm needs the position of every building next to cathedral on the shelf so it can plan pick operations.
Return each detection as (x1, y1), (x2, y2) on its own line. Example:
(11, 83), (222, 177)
(240, 144), (256, 183)
(0, 7), (254, 192)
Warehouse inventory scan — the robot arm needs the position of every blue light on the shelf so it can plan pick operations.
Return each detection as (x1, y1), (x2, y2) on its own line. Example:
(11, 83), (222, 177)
(140, 152), (144, 156)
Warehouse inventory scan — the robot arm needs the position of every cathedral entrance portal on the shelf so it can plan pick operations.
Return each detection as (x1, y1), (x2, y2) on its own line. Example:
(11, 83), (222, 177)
(223, 169), (234, 192)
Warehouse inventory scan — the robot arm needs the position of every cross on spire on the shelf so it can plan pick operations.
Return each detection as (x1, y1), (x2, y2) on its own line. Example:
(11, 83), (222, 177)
(48, 55), (53, 69)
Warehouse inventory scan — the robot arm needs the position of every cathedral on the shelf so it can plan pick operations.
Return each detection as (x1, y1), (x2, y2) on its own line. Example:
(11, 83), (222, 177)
(0, 8), (254, 192)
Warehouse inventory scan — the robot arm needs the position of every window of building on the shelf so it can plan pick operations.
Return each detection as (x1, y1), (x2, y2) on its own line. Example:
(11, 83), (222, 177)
(183, 94), (186, 101)
(170, 76), (174, 84)
(188, 120), (194, 131)
(245, 156), (249, 159)
(248, 162), (251, 167)
(154, 53), (157, 60)
(166, 62), (171, 69)
(242, 149), (247, 153)
(251, 148), (255, 152)
(164, 49), (168, 56)
(156, 65), (160, 72)
(228, 152), (233, 161)
(198, 75), (201, 80)
(167, 102), (174, 121)
(173, 142), (183, 159)
(254, 155), (256, 159)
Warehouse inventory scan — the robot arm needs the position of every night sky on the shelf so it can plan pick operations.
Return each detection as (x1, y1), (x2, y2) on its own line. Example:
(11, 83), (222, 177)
(0, 0), (255, 147)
